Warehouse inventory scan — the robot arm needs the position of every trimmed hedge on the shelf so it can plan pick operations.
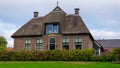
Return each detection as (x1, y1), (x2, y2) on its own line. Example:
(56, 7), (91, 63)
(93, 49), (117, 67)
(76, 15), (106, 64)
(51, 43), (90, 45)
(0, 49), (94, 61)
(0, 48), (120, 61)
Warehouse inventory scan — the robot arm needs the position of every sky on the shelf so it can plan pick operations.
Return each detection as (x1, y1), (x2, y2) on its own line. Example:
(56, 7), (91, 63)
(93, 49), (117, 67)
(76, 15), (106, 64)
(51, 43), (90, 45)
(0, 0), (120, 47)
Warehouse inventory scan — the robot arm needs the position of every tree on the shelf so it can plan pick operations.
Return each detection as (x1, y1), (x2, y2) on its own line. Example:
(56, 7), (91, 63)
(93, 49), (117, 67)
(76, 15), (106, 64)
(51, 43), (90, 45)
(0, 36), (7, 47)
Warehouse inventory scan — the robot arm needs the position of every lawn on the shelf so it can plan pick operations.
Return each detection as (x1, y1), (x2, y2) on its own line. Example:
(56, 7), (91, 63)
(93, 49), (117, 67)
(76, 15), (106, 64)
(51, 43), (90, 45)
(0, 61), (119, 68)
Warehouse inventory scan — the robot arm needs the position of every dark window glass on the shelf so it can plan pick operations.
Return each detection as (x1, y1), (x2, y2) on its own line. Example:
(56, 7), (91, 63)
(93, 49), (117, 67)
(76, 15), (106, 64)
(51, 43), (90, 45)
(50, 37), (55, 50)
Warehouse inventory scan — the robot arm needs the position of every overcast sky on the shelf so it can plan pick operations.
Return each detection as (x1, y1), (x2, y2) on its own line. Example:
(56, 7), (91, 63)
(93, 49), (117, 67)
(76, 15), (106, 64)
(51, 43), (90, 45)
(0, 0), (120, 47)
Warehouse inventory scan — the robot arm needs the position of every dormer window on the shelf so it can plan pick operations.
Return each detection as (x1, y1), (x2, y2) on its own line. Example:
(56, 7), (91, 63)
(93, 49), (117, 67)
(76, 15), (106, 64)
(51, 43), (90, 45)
(46, 23), (59, 34)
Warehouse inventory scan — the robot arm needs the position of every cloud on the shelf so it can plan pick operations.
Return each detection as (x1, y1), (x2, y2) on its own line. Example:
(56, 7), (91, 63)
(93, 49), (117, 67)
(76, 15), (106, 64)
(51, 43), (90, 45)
(0, 19), (17, 47)
(0, 0), (120, 48)
(91, 29), (120, 39)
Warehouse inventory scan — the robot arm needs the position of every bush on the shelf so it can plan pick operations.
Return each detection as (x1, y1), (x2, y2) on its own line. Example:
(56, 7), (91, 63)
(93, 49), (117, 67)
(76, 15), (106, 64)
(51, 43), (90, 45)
(112, 48), (120, 62)
(1, 48), (120, 62)
(93, 52), (113, 62)
(0, 49), (94, 61)
(68, 49), (94, 61)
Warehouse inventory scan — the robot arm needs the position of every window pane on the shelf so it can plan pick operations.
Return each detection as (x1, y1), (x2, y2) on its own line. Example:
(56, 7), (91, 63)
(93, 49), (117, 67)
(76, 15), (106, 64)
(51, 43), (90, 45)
(63, 45), (69, 50)
(66, 38), (69, 42)
(40, 39), (42, 43)
(50, 37), (55, 43)
(24, 38), (31, 50)
(75, 45), (81, 49)
(78, 37), (82, 42)
(47, 24), (53, 33)
(62, 38), (65, 42)
(75, 36), (82, 49)
(53, 24), (58, 33)
(46, 24), (59, 34)
(62, 36), (69, 50)
(36, 40), (39, 43)
(36, 37), (42, 50)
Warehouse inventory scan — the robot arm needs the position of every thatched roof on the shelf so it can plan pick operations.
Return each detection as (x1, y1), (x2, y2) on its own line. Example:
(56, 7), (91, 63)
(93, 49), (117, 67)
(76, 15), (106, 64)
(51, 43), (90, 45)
(11, 6), (91, 37)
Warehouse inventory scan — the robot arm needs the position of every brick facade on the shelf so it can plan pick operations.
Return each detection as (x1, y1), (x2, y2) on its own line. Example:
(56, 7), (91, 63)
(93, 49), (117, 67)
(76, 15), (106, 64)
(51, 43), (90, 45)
(12, 5), (100, 52)
(13, 34), (93, 51)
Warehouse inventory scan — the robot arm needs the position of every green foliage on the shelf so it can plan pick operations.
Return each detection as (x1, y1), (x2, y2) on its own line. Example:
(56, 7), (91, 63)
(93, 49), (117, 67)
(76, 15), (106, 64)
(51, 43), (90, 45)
(0, 36), (7, 47)
(0, 48), (119, 62)
(68, 49), (94, 61)
(0, 46), (6, 51)
(93, 52), (113, 62)
(112, 48), (120, 62)
(0, 49), (94, 61)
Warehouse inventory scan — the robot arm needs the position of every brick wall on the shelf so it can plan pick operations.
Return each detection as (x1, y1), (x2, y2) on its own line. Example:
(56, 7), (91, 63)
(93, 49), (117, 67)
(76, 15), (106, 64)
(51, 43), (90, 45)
(82, 35), (93, 49)
(13, 34), (93, 50)
(14, 37), (24, 50)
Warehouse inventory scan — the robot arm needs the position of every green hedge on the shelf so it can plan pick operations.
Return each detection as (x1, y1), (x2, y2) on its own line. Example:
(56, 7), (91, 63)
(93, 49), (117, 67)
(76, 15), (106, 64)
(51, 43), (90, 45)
(0, 48), (120, 61)
(93, 48), (120, 62)
(0, 49), (94, 61)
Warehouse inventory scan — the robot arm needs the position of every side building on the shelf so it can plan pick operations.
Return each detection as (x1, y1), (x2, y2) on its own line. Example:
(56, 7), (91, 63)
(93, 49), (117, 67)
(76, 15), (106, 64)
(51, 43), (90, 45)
(11, 5), (102, 55)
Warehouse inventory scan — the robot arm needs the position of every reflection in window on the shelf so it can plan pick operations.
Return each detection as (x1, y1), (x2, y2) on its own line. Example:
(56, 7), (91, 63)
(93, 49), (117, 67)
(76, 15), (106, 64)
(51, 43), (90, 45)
(36, 37), (42, 50)
(74, 36), (82, 49)
(62, 36), (69, 50)
(46, 24), (59, 34)
(24, 38), (31, 50)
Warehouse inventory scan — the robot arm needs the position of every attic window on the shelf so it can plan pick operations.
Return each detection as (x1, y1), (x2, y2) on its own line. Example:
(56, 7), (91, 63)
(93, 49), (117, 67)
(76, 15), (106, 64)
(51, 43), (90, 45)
(46, 24), (59, 34)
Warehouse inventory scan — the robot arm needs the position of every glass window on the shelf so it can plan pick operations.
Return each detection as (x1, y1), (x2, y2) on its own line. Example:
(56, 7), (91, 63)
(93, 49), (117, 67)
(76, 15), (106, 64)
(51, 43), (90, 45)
(62, 36), (69, 50)
(75, 36), (82, 49)
(53, 24), (58, 33)
(46, 24), (59, 34)
(24, 38), (31, 50)
(47, 24), (53, 33)
(50, 37), (55, 50)
(36, 37), (42, 50)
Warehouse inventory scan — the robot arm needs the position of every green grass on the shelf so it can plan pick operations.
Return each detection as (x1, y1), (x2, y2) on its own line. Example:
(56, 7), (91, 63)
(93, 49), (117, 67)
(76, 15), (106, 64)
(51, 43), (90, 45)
(0, 61), (119, 68)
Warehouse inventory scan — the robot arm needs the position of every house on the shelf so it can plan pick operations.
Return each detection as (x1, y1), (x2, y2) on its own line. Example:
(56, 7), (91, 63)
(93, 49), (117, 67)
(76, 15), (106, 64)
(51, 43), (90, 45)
(11, 4), (102, 55)
(97, 39), (120, 52)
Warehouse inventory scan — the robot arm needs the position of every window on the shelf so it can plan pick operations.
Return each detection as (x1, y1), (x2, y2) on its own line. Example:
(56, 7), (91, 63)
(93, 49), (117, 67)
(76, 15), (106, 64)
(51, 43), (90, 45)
(74, 36), (82, 49)
(62, 36), (69, 50)
(49, 37), (56, 50)
(46, 24), (59, 34)
(24, 38), (31, 50)
(36, 37), (42, 50)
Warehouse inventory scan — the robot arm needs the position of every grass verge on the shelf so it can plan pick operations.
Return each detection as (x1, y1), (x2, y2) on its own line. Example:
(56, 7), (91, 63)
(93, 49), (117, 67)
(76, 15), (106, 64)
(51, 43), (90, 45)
(0, 61), (119, 68)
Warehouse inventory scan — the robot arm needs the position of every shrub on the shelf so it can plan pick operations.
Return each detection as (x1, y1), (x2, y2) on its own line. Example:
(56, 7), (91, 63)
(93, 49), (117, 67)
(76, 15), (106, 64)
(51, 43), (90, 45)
(112, 48), (120, 62)
(0, 49), (94, 61)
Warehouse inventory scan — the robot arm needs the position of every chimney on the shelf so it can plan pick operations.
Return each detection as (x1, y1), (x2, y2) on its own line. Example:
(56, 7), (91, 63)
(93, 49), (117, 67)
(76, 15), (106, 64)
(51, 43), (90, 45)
(74, 8), (79, 15)
(34, 11), (39, 18)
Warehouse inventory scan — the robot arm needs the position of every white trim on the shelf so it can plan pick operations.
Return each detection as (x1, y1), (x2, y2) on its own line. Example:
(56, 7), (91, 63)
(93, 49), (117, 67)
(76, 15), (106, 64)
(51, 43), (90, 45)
(94, 41), (101, 48)
(99, 48), (101, 55)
